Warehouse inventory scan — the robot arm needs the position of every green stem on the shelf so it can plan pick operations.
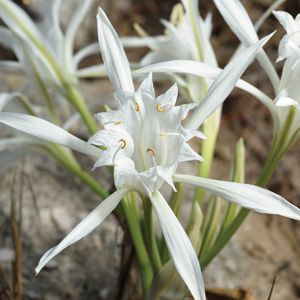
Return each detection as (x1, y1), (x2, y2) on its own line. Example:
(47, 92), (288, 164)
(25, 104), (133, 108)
(62, 83), (98, 134)
(199, 196), (223, 257)
(0, 1), (97, 133)
(46, 144), (108, 199)
(193, 108), (221, 205)
(122, 193), (153, 291)
(200, 107), (297, 269)
(142, 197), (162, 273)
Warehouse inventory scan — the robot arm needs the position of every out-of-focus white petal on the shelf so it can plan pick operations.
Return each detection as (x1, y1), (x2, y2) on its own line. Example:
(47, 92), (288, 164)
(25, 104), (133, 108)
(0, 0), (44, 43)
(35, 188), (130, 274)
(75, 65), (107, 78)
(0, 113), (102, 157)
(0, 60), (22, 73)
(150, 191), (206, 300)
(254, 0), (286, 31)
(186, 37), (270, 130)
(0, 93), (19, 111)
(97, 8), (134, 92)
(0, 136), (38, 151)
(74, 43), (99, 67)
(275, 89), (299, 107)
(64, 0), (93, 72)
(174, 174), (300, 220)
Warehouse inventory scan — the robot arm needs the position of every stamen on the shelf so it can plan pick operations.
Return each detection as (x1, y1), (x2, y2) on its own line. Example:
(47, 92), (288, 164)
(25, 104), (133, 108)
(135, 102), (140, 112)
(146, 148), (155, 156)
(156, 104), (165, 112)
(119, 139), (126, 149)
(112, 139), (126, 163)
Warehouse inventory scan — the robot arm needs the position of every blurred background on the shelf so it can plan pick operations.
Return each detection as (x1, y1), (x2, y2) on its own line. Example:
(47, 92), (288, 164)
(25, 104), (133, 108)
(0, 0), (300, 299)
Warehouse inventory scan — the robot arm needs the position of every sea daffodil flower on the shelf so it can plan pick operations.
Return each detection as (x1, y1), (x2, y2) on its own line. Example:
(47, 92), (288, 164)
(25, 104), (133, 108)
(1, 8), (300, 300)
(127, 0), (217, 102)
(0, 0), (99, 84)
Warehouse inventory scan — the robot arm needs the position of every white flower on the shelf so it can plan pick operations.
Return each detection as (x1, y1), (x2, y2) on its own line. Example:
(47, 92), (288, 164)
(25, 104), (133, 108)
(0, 7), (300, 300)
(273, 11), (300, 62)
(89, 74), (203, 195)
(127, 0), (217, 102)
(0, 0), (97, 84)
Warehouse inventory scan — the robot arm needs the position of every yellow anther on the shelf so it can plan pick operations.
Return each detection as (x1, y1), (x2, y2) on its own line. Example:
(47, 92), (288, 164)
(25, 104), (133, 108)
(135, 102), (140, 112)
(147, 148), (155, 156)
(156, 104), (165, 112)
(119, 139), (126, 149)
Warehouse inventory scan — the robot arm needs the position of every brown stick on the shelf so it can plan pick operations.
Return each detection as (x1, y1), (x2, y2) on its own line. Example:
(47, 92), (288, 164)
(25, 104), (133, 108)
(10, 168), (23, 300)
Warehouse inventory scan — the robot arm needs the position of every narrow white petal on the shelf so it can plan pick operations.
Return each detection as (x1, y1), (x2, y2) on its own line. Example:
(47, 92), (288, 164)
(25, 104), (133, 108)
(74, 43), (99, 67)
(97, 8), (134, 92)
(254, 0), (286, 31)
(214, 0), (279, 89)
(0, 60), (22, 73)
(186, 37), (271, 130)
(136, 60), (274, 111)
(213, 0), (258, 44)
(150, 191), (206, 300)
(0, 93), (19, 111)
(174, 174), (300, 220)
(64, 0), (93, 72)
(75, 65), (107, 78)
(0, 136), (38, 151)
(0, 113), (102, 157)
(0, 0), (44, 42)
(35, 188), (130, 274)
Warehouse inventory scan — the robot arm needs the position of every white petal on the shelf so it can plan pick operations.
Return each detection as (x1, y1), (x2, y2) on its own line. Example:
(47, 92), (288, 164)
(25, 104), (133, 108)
(137, 73), (155, 99)
(64, 0), (93, 72)
(0, 60), (22, 73)
(273, 11), (298, 34)
(275, 90), (298, 107)
(0, 136), (38, 151)
(0, 93), (19, 111)
(186, 37), (271, 130)
(213, 0), (258, 44)
(254, 1), (286, 31)
(156, 83), (178, 107)
(150, 191), (206, 300)
(0, 113), (102, 157)
(75, 65), (107, 78)
(97, 8), (134, 92)
(35, 188), (130, 274)
(178, 143), (203, 162)
(136, 60), (274, 111)
(214, 0), (279, 89)
(74, 43), (99, 67)
(174, 174), (300, 220)
(0, 0), (44, 43)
